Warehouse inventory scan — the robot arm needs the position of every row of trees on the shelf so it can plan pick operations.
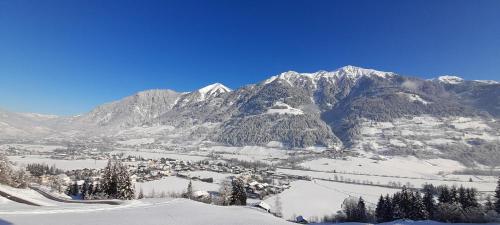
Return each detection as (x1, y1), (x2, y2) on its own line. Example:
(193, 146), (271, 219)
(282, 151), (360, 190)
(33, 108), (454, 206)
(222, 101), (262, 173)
(26, 163), (64, 177)
(329, 180), (500, 224)
(374, 185), (498, 223)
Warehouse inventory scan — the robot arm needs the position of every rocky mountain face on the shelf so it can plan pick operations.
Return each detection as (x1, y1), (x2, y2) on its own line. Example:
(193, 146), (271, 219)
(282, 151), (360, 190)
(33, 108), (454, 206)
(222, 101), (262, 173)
(1, 66), (499, 164)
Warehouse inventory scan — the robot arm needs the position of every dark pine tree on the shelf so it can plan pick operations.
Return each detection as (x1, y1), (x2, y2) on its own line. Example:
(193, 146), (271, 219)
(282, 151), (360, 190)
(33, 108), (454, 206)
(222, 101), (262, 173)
(438, 186), (452, 204)
(392, 192), (402, 219)
(485, 195), (494, 211)
(376, 195), (386, 223)
(356, 197), (368, 222)
(458, 186), (467, 208)
(383, 194), (394, 222)
(230, 178), (247, 206)
(423, 187), (436, 219)
(464, 188), (479, 209)
(186, 180), (193, 199)
(397, 186), (412, 219)
(449, 186), (458, 203)
(409, 191), (428, 220)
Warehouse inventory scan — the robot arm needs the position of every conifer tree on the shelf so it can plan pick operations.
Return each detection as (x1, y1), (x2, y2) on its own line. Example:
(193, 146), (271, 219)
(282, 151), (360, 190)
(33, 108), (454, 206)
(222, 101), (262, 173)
(438, 186), (452, 204)
(100, 159), (134, 200)
(409, 191), (428, 220)
(230, 178), (247, 206)
(423, 187), (436, 219)
(397, 186), (412, 219)
(101, 159), (116, 198)
(464, 188), (478, 208)
(116, 162), (134, 200)
(375, 195), (386, 222)
(458, 186), (467, 208)
(186, 180), (193, 199)
(495, 177), (500, 213)
(450, 186), (458, 203)
(383, 194), (394, 222)
(484, 195), (494, 211)
(356, 197), (367, 222)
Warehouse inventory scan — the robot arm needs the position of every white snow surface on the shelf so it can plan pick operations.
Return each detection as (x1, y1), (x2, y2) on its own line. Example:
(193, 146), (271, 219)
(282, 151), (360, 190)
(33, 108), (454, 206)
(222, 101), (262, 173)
(8, 155), (109, 170)
(0, 198), (292, 225)
(436, 75), (464, 84)
(265, 102), (304, 115)
(197, 83), (231, 101)
(135, 176), (220, 196)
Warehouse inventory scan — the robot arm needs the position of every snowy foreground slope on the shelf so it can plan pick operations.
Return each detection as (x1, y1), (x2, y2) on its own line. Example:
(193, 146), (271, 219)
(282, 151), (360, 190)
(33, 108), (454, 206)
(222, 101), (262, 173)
(0, 198), (292, 225)
(315, 220), (498, 225)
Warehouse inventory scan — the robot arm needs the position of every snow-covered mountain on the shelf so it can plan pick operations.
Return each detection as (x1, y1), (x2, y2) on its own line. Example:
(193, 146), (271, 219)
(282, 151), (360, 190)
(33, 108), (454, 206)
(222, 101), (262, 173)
(1, 66), (499, 165)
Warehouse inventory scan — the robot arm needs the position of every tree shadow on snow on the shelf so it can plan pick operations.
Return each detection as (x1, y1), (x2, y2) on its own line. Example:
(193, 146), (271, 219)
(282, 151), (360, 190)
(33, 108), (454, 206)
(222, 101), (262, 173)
(0, 219), (13, 225)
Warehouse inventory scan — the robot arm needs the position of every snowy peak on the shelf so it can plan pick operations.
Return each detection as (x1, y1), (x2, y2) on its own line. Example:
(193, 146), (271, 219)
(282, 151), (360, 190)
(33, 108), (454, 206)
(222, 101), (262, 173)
(197, 83), (231, 100)
(436, 75), (464, 84)
(333, 65), (395, 79)
(263, 65), (395, 86)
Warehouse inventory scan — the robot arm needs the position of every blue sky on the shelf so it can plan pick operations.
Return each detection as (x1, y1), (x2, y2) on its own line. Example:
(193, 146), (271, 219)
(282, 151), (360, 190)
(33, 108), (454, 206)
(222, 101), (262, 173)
(0, 0), (499, 115)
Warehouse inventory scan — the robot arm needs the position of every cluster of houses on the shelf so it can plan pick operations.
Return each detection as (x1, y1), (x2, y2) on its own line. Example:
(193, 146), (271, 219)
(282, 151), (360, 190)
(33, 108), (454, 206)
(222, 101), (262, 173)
(49, 146), (110, 160)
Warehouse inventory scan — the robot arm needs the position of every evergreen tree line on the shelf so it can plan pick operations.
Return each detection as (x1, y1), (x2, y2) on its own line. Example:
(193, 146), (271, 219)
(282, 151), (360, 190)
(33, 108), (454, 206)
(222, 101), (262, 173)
(341, 197), (374, 222)
(375, 184), (499, 223)
(66, 160), (135, 200)
(26, 163), (64, 177)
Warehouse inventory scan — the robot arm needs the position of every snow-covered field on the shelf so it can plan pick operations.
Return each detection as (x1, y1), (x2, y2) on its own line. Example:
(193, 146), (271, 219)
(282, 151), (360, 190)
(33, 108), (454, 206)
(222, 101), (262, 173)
(278, 168), (496, 192)
(135, 176), (221, 197)
(0, 198), (292, 225)
(8, 155), (108, 170)
(299, 156), (465, 178)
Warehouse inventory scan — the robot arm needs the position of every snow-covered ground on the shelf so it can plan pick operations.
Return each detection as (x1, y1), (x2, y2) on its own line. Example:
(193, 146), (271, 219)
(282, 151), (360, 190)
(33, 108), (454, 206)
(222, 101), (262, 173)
(0, 198), (292, 225)
(135, 176), (220, 197)
(8, 155), (108, 170)
(299, 156), (465, 178)
(278, 168), (495, 192)
(264, 180), (399, 220)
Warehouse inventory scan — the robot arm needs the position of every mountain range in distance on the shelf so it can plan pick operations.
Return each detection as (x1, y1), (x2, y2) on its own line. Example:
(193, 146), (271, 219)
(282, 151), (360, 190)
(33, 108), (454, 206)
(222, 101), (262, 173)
(1, 65), (499, 166)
